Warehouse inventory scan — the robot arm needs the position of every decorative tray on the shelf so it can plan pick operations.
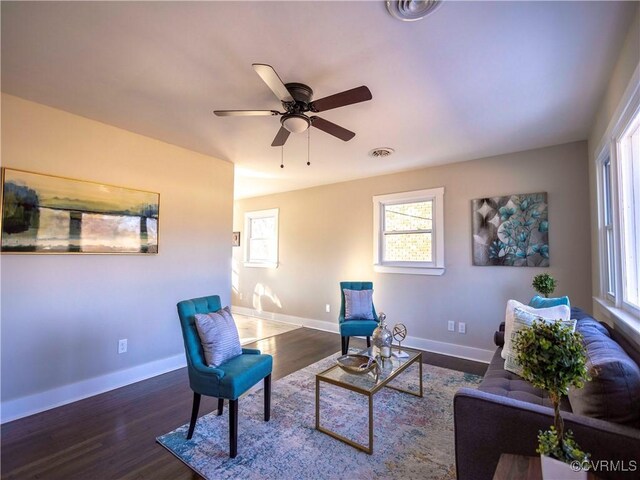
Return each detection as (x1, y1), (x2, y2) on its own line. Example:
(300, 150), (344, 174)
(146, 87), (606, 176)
(336, 354), (378, 374)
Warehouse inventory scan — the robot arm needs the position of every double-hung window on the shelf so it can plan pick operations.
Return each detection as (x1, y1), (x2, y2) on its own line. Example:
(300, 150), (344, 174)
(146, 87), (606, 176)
(596, 95), (640, 325)
(617, 113), (639, 312)
(602, 157), (616, 299)
(244, 208), (278, 268)
(373, 187), (445, 275)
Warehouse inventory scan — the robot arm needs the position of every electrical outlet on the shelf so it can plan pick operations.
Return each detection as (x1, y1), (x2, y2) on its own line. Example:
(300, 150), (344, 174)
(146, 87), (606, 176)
(458, 322), (466, 334)
(118, 339), (128, 354)
(447, 321), (455, 332)
(325, 304), (331, 313)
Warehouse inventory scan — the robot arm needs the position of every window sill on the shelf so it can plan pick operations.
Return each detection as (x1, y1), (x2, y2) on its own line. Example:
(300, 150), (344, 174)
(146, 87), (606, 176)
(593, 296), (640, 344)
(244, 262), (278, 269)
(374, 264), (445, 276)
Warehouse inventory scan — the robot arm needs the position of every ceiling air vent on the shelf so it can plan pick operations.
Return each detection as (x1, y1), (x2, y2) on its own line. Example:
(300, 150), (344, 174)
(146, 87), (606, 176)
(386, 1), (442, 22)
(369, 147), (395, 158)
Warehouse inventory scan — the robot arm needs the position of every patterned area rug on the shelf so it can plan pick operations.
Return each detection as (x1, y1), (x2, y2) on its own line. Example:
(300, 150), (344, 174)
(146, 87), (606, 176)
(157, 352), (481, 479)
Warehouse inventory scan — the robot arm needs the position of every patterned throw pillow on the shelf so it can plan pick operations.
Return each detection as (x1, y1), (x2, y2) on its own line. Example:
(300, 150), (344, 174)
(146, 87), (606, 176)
(195, 306), (242, 367)
(502, 299), (571, 359)
(343, 289), (375, 320)
(504, 307), (577, 377)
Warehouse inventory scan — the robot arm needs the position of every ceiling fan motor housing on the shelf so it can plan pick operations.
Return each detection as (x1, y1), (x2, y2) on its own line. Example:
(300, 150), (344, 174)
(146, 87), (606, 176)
(284, 83), (314, 108)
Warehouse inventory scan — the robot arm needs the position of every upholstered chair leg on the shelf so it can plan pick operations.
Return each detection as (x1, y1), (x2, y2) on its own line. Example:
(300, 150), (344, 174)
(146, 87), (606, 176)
(341, 336), (346, 355)
(229, 399), (239, 458)
(217, 398), (224, 416)
(187, 392), (201, 440)
(366, 336), (371, 348)
(264, 374), (271, 421)
(345, 336), (350, 353)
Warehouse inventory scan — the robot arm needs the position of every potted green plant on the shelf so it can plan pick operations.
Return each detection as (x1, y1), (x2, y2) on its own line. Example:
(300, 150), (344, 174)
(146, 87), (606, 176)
(514, 320), (591, 479)
(532, 273), (557, 298)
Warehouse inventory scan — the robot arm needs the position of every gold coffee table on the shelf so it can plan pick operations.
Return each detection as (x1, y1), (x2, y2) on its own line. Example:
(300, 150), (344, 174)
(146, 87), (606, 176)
(315, 347), (423, 454)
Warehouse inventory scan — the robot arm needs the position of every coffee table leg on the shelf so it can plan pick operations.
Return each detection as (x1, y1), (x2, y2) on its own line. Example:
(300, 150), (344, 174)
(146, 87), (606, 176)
(368, 394), (374, 453)
(315, 376), (320, 430)
(419, 352), (423, 397)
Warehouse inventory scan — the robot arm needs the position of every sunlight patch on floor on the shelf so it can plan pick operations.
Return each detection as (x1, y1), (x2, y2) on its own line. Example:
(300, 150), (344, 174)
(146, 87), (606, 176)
(234, 313), (300, 345)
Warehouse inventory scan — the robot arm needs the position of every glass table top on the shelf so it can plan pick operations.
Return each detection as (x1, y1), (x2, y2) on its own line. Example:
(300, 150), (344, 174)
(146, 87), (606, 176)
(317, 347), (420, 394)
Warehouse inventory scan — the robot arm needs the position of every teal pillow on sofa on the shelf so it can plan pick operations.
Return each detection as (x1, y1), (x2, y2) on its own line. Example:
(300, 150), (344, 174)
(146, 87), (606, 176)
(528, 295), (570, 310)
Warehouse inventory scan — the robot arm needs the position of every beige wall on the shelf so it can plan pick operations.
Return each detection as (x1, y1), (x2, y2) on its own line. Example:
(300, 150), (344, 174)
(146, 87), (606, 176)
(233, 141), (592, 358)
(587, 6), (639, 322)
(1, 94), (233, 413)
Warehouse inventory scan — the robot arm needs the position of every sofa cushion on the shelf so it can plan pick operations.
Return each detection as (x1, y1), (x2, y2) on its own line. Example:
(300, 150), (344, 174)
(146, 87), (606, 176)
(479, 349), (571, 410)
(529, 295), (571, 310)
(568, 324), (640, 428)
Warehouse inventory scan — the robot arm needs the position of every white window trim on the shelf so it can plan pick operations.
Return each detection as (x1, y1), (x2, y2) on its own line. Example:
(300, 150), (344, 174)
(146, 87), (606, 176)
(372, 187), (445, 276)
(593, 62), (640, 333)
(243, 208), (279, 268)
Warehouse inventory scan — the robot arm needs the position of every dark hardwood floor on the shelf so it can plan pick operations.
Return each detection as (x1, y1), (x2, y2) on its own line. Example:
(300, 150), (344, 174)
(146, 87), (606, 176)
(1, 328), (486, 479)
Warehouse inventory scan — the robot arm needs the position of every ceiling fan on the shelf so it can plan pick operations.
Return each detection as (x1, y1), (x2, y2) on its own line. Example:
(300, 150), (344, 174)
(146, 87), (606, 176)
(214, 64), (372, 147)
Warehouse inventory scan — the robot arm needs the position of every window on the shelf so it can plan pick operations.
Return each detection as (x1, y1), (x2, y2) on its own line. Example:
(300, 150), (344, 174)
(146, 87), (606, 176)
(244, 208), (278, 268)
(618, 113), (639, 311)
(602, 157), (616, 299)
(373, 187), (445, 275)
(597, 105), (640, 319)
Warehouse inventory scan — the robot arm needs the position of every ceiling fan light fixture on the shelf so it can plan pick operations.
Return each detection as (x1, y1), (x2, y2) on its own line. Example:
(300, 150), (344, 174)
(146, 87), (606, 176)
(386, 0), (442, 22)
(281, 114), (310, 133)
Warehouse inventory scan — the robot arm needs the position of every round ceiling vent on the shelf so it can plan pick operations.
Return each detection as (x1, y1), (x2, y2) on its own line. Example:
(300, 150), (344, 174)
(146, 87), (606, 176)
(386, 1), (443, 22)
(369, 147), (395, 158)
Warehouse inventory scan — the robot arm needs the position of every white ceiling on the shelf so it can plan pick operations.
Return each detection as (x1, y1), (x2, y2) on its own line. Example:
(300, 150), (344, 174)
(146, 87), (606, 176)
(1, 1), (635, 199)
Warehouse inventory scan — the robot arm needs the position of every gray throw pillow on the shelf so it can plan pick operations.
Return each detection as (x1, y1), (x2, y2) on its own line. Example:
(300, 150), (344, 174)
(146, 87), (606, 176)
(195, 306), (243, 367)
(343, 289), (374, 320)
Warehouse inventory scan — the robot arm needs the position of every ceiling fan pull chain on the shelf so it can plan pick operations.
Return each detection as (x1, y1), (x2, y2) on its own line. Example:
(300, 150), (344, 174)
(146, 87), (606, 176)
(307, 128), (311, 166)
(280, 146), (284, 169)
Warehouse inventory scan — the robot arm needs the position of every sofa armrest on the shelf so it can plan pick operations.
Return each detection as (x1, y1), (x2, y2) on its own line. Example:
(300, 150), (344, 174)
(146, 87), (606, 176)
(454, 387), (640, 480)
(242, 348), (261, 355)
(494, 331), (505, 347)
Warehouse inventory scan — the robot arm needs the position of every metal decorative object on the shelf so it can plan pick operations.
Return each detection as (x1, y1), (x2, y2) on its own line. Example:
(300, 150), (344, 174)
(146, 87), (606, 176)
(372, 312), (393, 358)
(336, 354), (378, 375)
(393, 323), (407, 348)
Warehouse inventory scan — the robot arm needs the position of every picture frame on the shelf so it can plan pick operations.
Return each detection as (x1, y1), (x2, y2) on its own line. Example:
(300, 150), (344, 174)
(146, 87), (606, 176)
(1, 168), (160, 254)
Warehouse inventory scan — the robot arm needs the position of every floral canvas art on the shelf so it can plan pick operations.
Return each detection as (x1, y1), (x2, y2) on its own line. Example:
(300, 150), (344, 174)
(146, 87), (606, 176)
(472, 192), (548, 267)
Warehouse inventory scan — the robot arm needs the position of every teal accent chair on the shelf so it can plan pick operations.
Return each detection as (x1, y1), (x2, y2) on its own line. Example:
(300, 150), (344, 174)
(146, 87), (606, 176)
(339, 281), (379, 355)
(177, 295), (273, 458)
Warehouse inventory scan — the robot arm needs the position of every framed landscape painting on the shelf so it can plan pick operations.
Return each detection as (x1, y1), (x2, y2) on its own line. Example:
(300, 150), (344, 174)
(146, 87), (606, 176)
(472, 192), (548, 267)
(1, 168), (159, 254)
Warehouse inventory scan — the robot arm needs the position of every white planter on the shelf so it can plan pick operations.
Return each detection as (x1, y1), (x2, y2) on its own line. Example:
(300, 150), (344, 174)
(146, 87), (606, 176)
(541, 455), (587, 480)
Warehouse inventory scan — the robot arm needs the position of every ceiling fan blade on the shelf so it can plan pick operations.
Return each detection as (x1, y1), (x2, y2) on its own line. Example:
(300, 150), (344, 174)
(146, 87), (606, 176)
(253, 64), (294, 103)
(271, 126), (291, 147)
(309, 86), (372, 113)
(214, 110), (280, 117)
(310, 116), (355, 141)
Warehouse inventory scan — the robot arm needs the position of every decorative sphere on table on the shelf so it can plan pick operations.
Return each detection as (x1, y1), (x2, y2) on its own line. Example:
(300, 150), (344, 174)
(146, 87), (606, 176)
(372, 311), (392, 357)
(393, 324), (407, 344)
(392, 323), (408, 354)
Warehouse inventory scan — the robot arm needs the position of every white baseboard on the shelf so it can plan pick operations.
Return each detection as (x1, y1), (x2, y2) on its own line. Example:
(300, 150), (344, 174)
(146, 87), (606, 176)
(1, 353), (186, 424)
(232, 306), (493, 364)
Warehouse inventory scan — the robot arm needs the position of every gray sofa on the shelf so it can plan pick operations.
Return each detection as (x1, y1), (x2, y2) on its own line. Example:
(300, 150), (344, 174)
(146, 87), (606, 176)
(454, 308), (640, 480)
